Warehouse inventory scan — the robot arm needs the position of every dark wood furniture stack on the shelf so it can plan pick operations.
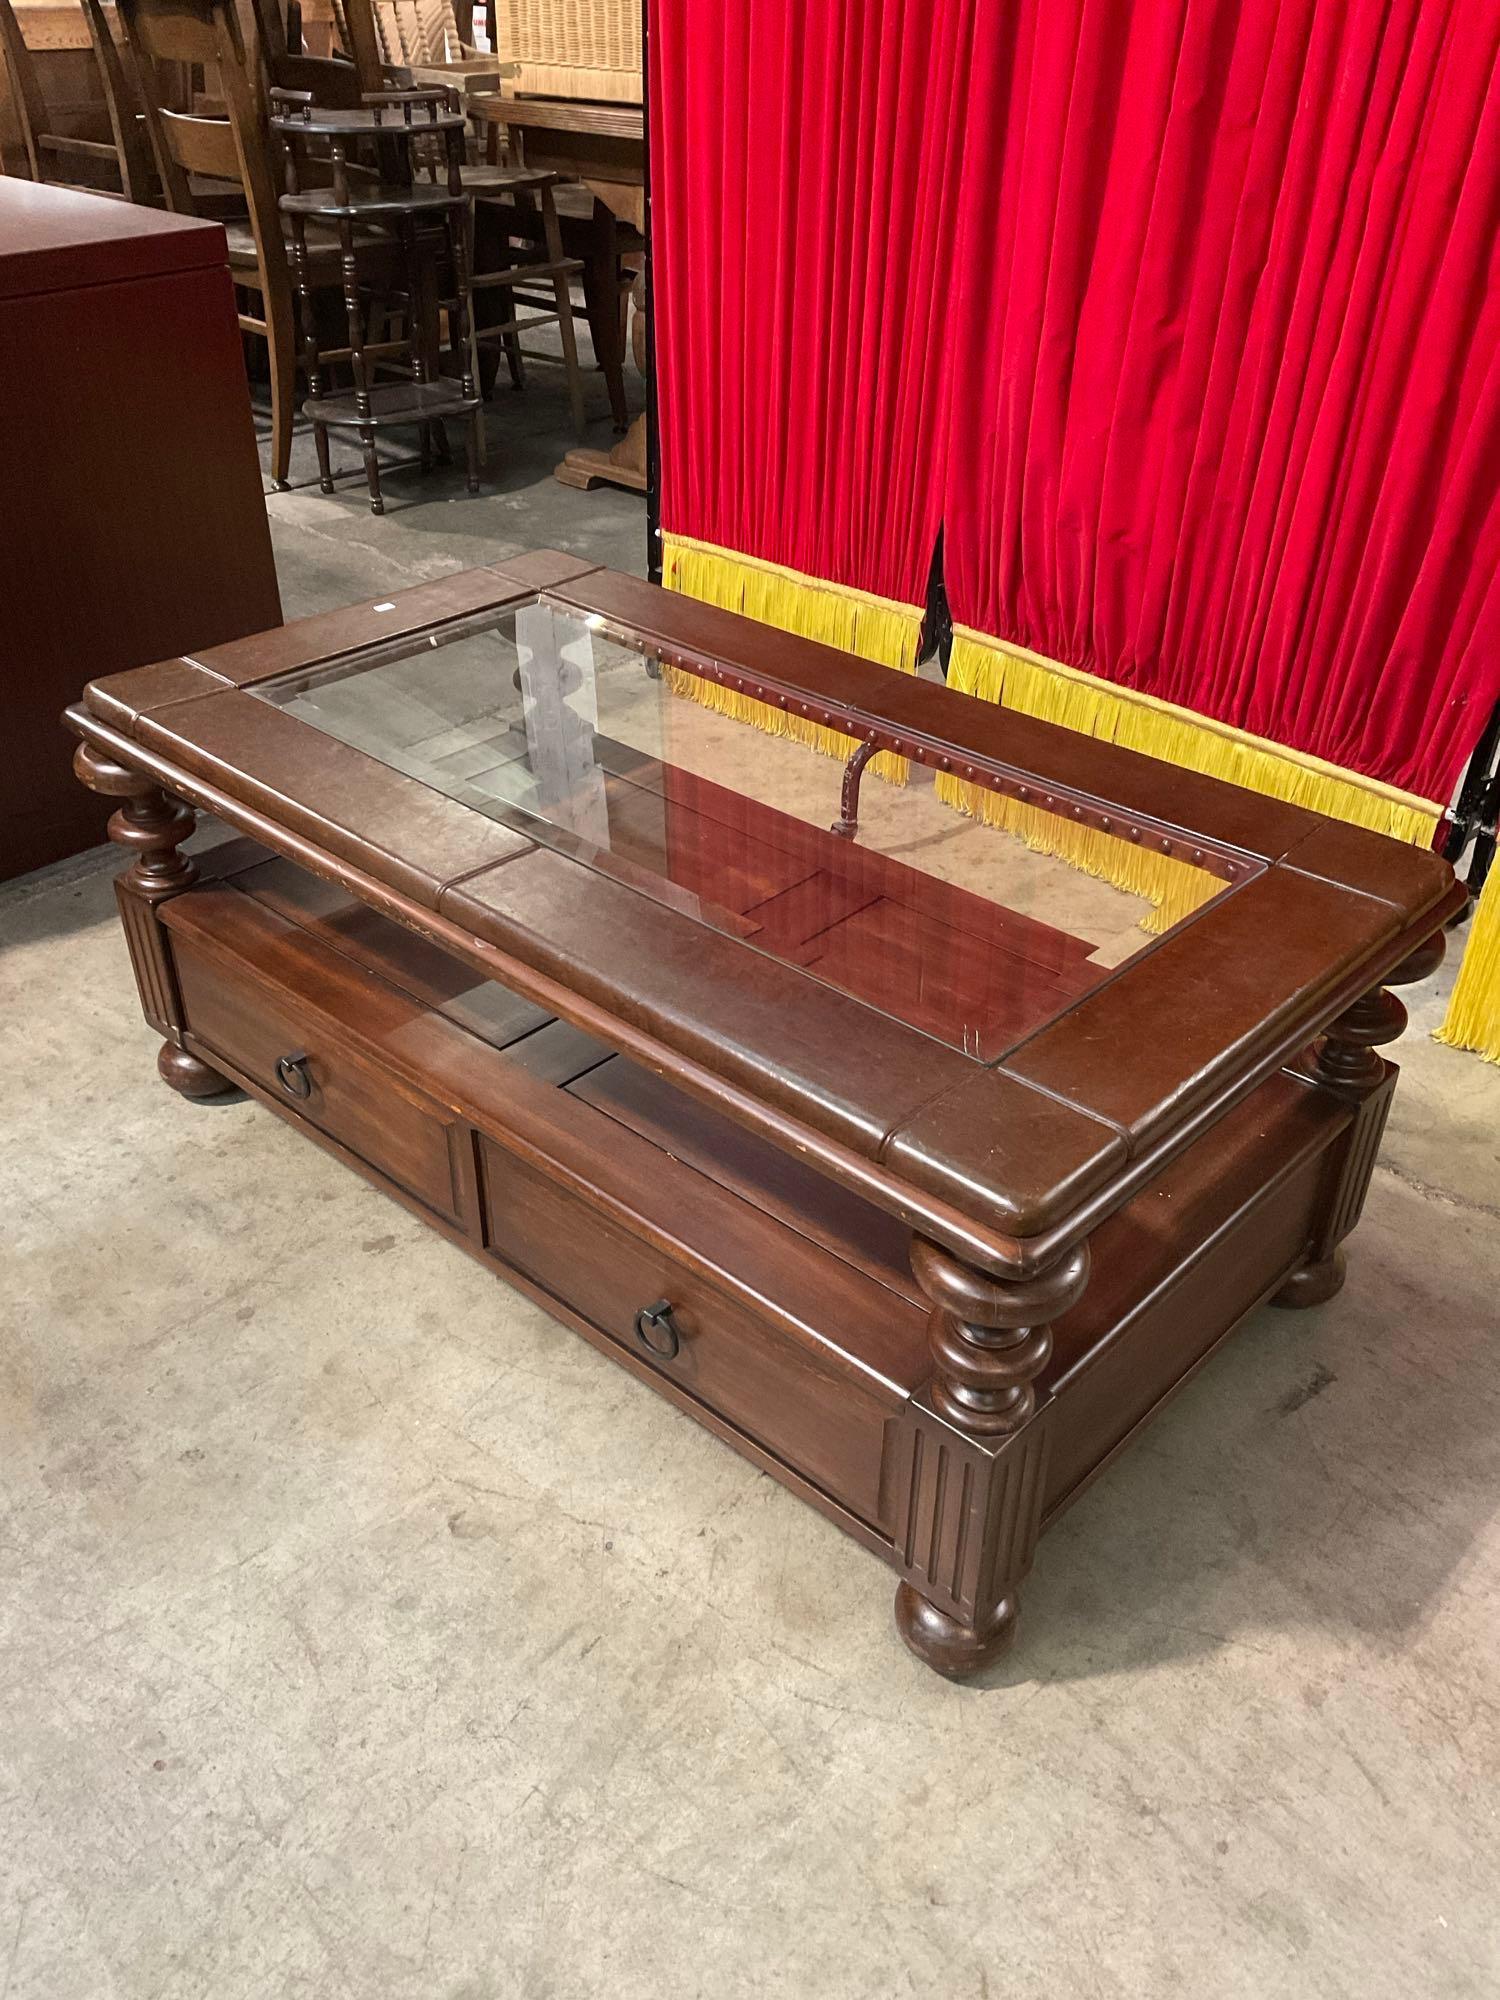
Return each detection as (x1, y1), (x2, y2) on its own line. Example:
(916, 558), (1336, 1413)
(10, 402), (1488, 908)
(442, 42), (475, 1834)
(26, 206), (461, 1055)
(1, 179), (280, 880)
(120, 0), (398, 494)
(465, 156), (588, 434)
(66, 553), (1462, 1676)
(271, 87), (481, 511)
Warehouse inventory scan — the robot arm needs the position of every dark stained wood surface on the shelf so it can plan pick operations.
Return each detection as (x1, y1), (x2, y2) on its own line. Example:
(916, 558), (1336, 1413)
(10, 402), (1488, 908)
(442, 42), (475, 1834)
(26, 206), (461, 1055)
(73, 734), (1444, 1672)
(3, 180), (278, 879)
(480, 1133), (906, 1529)
(75, 555), (1463, 1264)
(0, 175), (222, 294)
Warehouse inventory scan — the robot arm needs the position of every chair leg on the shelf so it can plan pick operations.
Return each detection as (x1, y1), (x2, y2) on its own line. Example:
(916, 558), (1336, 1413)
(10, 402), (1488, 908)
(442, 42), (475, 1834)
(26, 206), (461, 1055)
(313, 417), (333, 494)
(267, 309), (297, 491)
(358, 425), (383, 514)
(541, 188), (587, 440)
(465, 408), (481, 494)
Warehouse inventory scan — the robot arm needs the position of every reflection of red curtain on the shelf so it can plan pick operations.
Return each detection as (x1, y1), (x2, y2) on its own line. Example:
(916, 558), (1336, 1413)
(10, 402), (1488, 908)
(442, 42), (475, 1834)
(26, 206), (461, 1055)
(941, 1), (1500, 805)
(649, 0), (967, 603)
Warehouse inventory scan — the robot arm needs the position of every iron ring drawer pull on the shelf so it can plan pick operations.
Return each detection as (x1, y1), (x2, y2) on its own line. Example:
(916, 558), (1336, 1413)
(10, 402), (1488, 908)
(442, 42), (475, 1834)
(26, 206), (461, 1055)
(633, 1299), (680, 1360)
(275, 1051), (313, 1099)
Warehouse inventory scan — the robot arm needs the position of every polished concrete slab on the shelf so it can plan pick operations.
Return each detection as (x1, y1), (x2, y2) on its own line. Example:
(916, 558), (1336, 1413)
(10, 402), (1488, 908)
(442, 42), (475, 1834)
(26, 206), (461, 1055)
(3, 374), (1499, 1999)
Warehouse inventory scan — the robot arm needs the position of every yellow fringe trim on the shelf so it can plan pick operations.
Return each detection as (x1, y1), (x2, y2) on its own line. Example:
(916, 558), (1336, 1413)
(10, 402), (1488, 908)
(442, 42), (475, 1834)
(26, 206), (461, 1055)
(937, 629), (1447, 938)
(661, 532), (922, 785)
(938, 774), (1223, 935)
(1436, 864), (1500, 1062)
(658, 546), (1499, 1053)
(942, 630), (1442, 844)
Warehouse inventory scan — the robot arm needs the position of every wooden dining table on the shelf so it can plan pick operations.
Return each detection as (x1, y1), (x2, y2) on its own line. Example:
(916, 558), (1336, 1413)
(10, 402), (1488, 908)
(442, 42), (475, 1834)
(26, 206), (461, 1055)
(468, 93), (647, 495)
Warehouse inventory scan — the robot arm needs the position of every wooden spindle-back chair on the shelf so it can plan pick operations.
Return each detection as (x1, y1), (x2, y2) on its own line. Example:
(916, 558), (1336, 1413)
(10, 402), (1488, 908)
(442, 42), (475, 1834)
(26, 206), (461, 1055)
(119, 0), (396, 486)
(0, 0), (155, 199)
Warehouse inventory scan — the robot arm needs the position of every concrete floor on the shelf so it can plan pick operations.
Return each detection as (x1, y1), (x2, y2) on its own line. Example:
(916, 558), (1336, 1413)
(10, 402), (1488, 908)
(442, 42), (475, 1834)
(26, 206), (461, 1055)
(4, 364), (1500, 1999)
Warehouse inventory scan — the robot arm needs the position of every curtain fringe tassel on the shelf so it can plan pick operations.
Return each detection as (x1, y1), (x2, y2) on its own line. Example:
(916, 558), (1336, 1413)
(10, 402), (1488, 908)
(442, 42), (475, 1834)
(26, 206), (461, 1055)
(1435, 866), (1500, 1062)
(661, 533), (922, 785)
(660, 539), (1495, 1055)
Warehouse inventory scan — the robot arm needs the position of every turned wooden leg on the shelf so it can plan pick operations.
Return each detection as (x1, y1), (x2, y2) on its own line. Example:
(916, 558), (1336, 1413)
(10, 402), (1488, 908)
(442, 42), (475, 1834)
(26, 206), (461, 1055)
(1273, 931), (1445, 1308)
(157, 1043), (231, 1097)
(892, 1237), (1089, 1679)
(72, 742), (232, 1099)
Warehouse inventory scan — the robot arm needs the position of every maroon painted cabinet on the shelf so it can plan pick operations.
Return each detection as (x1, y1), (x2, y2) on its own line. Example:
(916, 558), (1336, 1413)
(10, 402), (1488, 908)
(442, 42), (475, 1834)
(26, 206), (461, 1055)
(0, 180), (280, 879)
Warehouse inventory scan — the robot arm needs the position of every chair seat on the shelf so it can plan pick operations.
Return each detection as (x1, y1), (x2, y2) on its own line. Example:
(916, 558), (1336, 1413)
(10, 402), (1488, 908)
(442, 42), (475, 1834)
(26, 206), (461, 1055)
(280, 180), (466, 219)
(224, 219), (394, 285)
(463, 163), (557, 196)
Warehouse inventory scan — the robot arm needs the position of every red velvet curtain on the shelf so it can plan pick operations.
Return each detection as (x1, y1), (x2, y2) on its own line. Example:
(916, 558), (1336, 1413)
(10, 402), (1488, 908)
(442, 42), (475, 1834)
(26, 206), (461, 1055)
(649, 0), (969, 604)
(940, 0), (1500, 804)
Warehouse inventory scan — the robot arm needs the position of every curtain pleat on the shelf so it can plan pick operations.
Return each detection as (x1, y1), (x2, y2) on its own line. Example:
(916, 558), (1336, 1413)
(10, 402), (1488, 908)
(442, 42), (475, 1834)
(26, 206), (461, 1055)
(650, 0), (970, 606)
(941, 0), (1500, 806)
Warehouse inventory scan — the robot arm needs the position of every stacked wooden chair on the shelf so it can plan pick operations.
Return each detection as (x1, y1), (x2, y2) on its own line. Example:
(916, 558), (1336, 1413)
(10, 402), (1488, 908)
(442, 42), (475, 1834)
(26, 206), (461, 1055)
(0, 0), (154, 199)
(0, 0), (623, 490)
(120, 0), (403, 488)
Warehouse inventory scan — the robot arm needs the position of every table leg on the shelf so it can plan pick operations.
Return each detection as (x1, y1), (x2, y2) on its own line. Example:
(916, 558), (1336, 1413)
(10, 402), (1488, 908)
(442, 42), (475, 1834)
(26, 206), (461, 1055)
(892, 1237), (1089, 1678)
(72, 743), (231, 1099)
(1272, 931), (1446, 1307)
(555, 257), (647, 495)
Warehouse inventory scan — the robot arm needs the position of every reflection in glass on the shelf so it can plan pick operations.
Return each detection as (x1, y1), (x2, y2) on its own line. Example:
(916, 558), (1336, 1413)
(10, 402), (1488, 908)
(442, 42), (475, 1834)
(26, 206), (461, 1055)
(254, 596), (1244, 1061)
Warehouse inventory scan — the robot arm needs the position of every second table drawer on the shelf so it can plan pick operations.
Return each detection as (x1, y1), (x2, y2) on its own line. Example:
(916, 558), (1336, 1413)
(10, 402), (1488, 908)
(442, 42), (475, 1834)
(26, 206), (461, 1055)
(479, 1133), (898, 1525)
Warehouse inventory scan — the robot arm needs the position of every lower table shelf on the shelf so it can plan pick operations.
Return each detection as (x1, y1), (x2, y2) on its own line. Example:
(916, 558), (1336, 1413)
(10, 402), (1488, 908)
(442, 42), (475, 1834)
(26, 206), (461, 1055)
(151, 842), (1360, 1673)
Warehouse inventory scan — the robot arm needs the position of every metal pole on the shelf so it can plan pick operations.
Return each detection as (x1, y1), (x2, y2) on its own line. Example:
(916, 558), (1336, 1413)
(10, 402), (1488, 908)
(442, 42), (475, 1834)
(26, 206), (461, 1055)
(1443, 697), (1500, 863)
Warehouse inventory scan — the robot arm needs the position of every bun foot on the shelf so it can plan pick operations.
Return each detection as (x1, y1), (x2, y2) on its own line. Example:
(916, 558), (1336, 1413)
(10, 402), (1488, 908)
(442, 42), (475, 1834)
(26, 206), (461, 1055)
(894, 1582), (1019, 1680)
(1271, 1248), (1347, 1310)
(157, 1041), (233, 1099)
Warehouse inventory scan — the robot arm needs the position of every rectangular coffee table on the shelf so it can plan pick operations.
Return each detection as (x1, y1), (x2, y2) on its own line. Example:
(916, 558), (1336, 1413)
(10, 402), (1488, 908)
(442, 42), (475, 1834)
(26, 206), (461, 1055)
(68, 550), (1462, 1677)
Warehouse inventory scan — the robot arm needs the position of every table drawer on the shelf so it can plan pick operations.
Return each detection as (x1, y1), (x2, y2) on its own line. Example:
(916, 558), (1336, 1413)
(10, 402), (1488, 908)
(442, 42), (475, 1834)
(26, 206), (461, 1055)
(479, 1135), (897, 1524)
(171, 929), (467, 1225)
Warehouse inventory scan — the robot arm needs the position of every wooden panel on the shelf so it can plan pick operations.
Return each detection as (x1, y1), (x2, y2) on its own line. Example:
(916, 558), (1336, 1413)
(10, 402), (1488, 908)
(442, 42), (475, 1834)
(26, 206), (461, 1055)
(892, 1410), (1050, 1626)
(169, 920), (466, 1225)
(1, 183), (278, 879)
(1042, 1124), (1339, 1513)
(479, 1134), (902, 1529)
(0, 177), (224, 295)
(1002, 867), (1400, 1152)
(114, 878), (180, 1033)
(568, 1054), (924, 1308)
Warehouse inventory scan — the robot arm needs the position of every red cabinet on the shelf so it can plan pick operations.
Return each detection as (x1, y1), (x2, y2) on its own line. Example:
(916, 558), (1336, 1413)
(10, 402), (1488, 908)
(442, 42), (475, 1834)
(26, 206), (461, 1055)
(0, 180), (281, 878)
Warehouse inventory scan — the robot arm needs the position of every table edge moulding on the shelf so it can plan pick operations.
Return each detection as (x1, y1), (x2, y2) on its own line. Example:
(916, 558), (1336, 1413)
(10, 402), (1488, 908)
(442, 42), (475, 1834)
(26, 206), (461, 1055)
(67, 551), (1463, 1679)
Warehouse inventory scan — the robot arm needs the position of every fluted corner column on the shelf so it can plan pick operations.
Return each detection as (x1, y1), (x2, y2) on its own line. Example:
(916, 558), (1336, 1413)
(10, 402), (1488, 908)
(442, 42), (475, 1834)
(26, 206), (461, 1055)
(893, 1236), (1089, 1680)
(73, 742), (230, 1098)
(1273, 930), (1445, 1308)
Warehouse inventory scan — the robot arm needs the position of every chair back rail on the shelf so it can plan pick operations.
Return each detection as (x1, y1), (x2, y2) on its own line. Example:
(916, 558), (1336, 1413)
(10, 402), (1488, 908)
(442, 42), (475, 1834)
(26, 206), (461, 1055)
(0, 0), (153, 195)
(118, 0), (290, 306)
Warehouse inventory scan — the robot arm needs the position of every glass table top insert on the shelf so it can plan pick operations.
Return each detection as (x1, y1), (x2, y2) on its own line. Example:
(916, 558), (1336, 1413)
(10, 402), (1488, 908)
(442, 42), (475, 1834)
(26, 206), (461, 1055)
(253, 595), (1243, 1061)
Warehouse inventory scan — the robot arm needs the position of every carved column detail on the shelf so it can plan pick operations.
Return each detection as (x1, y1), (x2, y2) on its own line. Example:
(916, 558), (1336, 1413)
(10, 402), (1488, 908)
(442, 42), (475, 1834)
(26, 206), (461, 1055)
(893, 1237), (1089, 1679)
(1275, 931), (1445, 1308)
(73, 742), (229, 1097)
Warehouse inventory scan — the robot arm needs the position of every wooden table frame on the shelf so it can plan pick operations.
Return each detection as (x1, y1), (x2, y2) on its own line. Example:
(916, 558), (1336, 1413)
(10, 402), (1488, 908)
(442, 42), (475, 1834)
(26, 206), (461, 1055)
(68, 552), (1463, 1678)
(468, 96), (647, 494)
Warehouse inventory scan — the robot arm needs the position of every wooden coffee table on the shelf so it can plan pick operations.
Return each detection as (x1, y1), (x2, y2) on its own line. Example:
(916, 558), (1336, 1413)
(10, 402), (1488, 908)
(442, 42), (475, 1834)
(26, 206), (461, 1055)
(68, 551), (1462, 1678)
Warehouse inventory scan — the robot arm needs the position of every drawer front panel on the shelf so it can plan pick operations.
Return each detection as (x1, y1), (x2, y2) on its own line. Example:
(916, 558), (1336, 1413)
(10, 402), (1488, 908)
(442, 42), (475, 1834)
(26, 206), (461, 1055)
(480, 1135), (893, 1526)
(173, 934), (463, 1222)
